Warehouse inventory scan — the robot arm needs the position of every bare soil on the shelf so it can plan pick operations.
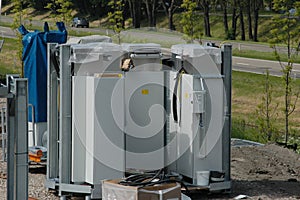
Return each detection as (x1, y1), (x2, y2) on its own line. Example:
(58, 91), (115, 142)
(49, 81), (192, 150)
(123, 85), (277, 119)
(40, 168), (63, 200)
(228, 144), (300, 199)
(0, 143), (299, 199)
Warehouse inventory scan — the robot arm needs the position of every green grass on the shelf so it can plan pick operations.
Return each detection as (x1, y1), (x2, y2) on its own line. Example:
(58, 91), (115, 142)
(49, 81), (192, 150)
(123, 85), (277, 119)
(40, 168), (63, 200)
(231, 118), (267, 144)
(0, 37), (22, 76)
(232, 70), (300, 144)
(232, 71), (286, 97)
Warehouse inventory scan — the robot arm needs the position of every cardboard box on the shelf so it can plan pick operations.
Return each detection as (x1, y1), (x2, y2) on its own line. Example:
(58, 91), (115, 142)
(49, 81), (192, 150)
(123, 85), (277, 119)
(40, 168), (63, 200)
(102, 179), (181, 200)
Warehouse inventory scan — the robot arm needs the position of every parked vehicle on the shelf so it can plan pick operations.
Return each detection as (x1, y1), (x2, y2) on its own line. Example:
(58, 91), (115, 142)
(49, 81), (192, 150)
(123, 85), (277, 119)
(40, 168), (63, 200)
(71, 17), (89, 28)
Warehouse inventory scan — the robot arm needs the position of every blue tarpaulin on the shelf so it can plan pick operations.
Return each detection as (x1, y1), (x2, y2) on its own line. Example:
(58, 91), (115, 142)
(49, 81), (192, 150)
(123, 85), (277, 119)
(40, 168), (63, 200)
(19, 22), (67, 122)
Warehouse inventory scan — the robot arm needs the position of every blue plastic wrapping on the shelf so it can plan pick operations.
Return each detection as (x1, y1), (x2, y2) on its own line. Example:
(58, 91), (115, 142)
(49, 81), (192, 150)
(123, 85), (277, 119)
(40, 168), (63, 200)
(19, 22), (67, 122)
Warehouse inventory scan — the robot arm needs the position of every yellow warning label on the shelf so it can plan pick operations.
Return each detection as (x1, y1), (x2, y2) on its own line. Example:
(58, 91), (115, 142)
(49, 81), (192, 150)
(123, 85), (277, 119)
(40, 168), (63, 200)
(185, 92), (189, 99)
(142, 89), (149, 95)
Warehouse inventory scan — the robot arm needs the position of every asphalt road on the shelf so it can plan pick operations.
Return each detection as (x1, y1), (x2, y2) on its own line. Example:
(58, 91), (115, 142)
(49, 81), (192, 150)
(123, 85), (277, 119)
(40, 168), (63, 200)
(0, 25), (16, 38)
(233, 56), (300, 78)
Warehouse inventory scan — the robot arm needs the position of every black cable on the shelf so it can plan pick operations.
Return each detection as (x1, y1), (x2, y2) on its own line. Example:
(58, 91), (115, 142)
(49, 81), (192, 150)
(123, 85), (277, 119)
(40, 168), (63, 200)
(123, 169), (164, 187)
(50, 47), (60, 78)
(140, 179), (189, 191)
(119, 169), (189, 192)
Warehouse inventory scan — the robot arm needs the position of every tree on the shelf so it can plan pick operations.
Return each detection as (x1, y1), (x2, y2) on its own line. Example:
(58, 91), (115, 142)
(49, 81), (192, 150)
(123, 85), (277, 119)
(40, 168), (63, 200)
(27, 0), (51, 10)
(270, 0), (300, 145)
(71, 0), (110, 17)
(45, 0), (73, 24)
(238, 0), (245, 40)
(108, 0), (124, 44)
(161, 0), (181, 30)
(127, 0), (141, 28)
(220, 0), (229, 36)
(11, 0), (26, 77)
(252, 0), (263, 42)
(2, 0), (12, 6)
(256, 70), (279, 141)
(199, 0), (211, 37)
(143, 0), (158, 27)
(230, 0), (239, 40)
(246, 0), (253, 40)
(265, 0), (273, 10)
(180, 0), (201, 42)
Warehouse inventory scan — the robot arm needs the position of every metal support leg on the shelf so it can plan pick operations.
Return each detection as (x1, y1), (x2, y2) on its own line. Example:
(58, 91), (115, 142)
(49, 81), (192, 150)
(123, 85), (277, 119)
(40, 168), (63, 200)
(14, 79), (29, 199)
(1, 107), (6, 161)
(59, 44), (72, 196)
(47, 43), (59, 182)
(7, 98), (14, 200)
(222, 45), (232, 182)
(7, 78), (28, 200)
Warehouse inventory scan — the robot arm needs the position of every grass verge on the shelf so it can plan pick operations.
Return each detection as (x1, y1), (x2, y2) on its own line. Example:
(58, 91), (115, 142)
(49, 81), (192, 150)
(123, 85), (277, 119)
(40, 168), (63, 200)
(232, 70), (300, 146)
(233, 48), (300, 63)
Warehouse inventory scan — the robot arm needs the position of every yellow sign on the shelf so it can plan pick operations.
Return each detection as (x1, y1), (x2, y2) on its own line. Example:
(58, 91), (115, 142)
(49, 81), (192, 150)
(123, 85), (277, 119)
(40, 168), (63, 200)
(141, 89), (149, 95)
(185, 92), (189, 99)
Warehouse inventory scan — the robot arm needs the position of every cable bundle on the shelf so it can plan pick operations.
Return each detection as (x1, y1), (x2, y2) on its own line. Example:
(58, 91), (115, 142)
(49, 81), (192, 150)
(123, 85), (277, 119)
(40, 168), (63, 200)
(119, 169), (189, 192)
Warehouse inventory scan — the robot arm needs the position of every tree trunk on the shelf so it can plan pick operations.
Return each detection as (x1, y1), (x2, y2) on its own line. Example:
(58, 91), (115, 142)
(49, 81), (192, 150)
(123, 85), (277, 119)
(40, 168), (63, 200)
(162, 0), (175, 30)
(202, 0), (211, 37)
(204, 3), (211, 37)
(128, 0), (135, 26)
(239, 0), (245, 41)
(161, 0), (168, 16)
(285, 29), (292, 146)
(247, 0), (253, 40)
(285, 73), (290, 145)
(127, 0), (141, 28)
(123, 1), (130, 27)
(253, 7), (259, 42)
(231, 0), (238, 40)
(168, 10), (175, 30)
(82, 1), (89, 14)
(151, 0), (157, 27)
(134, 0), (141, 28)
(265, 71), (271, 140)
(144, 0), (152, 27)
(269, 0), (272, 11)
(221, 0), (229, 35)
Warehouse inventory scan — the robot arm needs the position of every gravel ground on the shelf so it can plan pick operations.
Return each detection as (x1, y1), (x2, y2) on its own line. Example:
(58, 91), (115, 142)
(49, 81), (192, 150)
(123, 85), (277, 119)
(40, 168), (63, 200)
(0, 143), (299, 199)
(0, 148), (58, 199)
